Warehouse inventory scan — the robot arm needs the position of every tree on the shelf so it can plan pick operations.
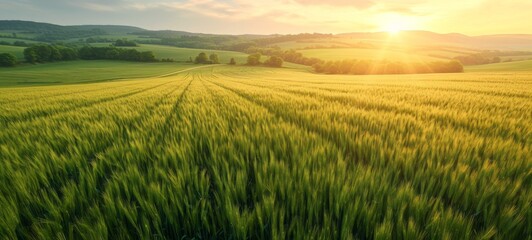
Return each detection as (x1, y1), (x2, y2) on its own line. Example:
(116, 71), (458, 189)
(195, 52), (209, 64)
(229, 58), (236, 65)
(23, 47), (37, 63)
(114, 39), (138, 47)
(264, 56), (283, 68)
(247, 53), (261, 66)
(444, 60), (464, 73)
(105, 48), (120, 60)
(209, 53), (220, 64)
(49, 46), (62, 61)
(13, 41), (27, 47)
(59, 48), (78, 60)
(0, 53), (17, 67)
(120, 49), (141, 61)
(140, 51), (156, 62)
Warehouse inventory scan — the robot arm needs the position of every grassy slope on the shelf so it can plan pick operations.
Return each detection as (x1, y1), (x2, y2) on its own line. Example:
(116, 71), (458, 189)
(90, 43), (249, 63)
(0, 37), (42, 44)
(0, 45), (25, 60)
(0, 61), (198, 86)
(465, 60), (532, 72)
(298, 48), (442, 62)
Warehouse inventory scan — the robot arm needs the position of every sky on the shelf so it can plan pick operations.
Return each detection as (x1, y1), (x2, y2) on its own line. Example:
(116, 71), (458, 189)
(0, 0), (530, 35)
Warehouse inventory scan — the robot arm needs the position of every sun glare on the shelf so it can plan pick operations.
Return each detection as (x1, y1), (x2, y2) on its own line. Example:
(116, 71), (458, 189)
(379, 14), (417, 35)
(385, 23), (403, 35)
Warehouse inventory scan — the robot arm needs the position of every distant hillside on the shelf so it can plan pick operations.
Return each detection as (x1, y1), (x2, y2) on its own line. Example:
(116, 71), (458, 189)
(466, 59), (532, 72)
(0, 20), (64, 32)
(0, 20), (145, 34)
(0, 20), (145, 41)
(338, 31), (532, 50)
(67, 25), (145, 35)
(1, 20), (530, 53)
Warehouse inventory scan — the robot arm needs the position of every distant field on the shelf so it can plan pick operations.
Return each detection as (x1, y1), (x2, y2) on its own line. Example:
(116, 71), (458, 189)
(90, 43), (249, 63)
(0, 64), (530, 239)
(466, 60), (532, 72)
(0, 37), (42, 44)
(299, 48), (443, 62)
(0, 45), (25, 60)
(65, 34), (160, 43)
(0, 61), (198, 86)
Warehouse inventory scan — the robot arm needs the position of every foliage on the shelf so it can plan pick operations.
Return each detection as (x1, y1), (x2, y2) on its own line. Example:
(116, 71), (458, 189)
(313, 59), (463, 75)
(78, 46), (156, 62)
(23, 45), (157, 63)
(209, 53), (220, 64)
(23, 44), (63, 63)
(264, 56), (284, 68)
(454, 54), (503, 65)
(113, 39), (138, 47)
(248, 47), (323, 67)
(0, 53), (17, 67)
(247, 53), (262, 65)
(229, 58), (236, 65)
(194, 52), (212, 64)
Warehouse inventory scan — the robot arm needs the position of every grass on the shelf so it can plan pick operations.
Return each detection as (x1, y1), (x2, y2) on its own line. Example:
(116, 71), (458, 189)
(90, 43), (249, 63)
(0, 44), (25, 60)
(299, 48), (442, 62)
(0, 64), (530, 239)
(465, 60), (532, 72)
(0, 60), (200, 86)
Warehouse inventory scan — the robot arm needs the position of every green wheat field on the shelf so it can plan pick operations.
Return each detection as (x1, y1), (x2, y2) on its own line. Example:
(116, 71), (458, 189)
(1, 63), (530, 239)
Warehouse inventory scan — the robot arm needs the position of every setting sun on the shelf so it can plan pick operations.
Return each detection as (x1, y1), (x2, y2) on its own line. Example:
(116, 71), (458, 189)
(379, 14), (417, 35)
(384, 23), (403, 35)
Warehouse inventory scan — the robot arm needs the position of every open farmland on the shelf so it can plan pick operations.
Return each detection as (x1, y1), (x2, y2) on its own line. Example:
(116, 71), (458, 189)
(0, 65), (530, 239)
(298, 48), (443, 62)
(0, 61), (220, 87)
(89, 43), (249, 63)
(0, 44), (25, 60)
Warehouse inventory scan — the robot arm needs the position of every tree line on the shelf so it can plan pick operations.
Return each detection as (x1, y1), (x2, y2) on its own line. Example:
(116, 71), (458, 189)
(246, 53), (284, 68)
(19, 44), (157, 64)
(113, 39), (138, 47)
(246, 47), (463, 74)
(246, 47), (323, 66)
(313, 59), (464, 75)
(0, 40), (30, 47)
(454, 54), (501, 65)
(194, 52), (220, 64)
(0, 53), (17, 67)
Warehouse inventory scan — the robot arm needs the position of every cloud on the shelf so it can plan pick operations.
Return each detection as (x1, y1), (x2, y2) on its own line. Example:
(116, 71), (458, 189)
(75, 2), (117, 12)
(291, 0), (375, 9)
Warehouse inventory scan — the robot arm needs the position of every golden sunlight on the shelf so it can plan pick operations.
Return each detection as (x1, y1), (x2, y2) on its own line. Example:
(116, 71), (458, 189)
(384, 23), (403, 35)
(379, 14), (417, 35)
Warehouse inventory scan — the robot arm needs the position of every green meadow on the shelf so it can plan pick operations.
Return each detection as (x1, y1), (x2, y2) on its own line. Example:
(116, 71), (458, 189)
(89, 43), (249, 63)
(465, 59), (532, 72)
(0, 44), (25, 60)
(0, 61), (198, 86)
(0, 60), (530, 239)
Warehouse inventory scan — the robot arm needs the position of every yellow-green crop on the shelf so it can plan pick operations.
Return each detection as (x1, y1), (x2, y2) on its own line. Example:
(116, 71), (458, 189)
(0, 65), (530, 239)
